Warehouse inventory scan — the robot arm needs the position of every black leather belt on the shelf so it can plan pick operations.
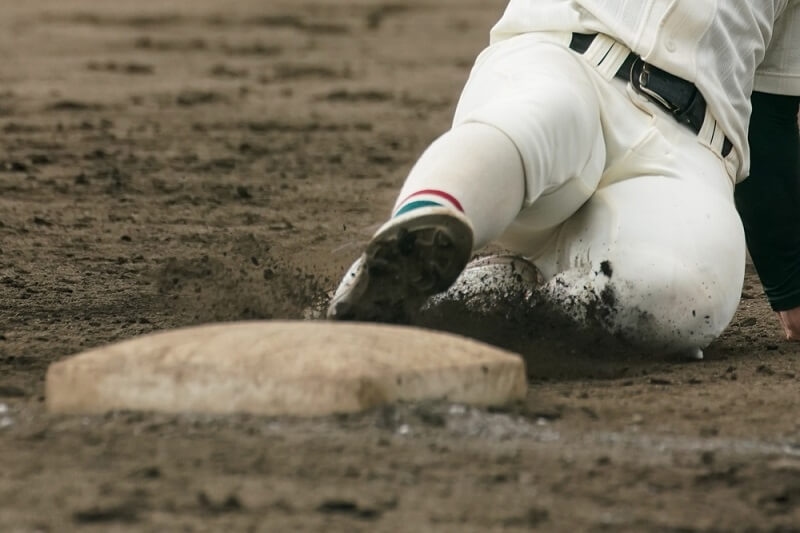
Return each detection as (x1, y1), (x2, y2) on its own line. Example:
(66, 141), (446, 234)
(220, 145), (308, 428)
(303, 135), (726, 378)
(569, 33), (732, 157)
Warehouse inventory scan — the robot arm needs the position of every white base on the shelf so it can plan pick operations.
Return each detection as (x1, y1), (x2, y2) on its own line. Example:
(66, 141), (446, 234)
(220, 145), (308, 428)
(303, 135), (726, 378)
(46, 321), (527, 417)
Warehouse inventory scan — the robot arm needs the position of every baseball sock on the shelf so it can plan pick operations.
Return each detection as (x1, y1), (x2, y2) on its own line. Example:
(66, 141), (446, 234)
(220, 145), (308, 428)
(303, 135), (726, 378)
(392, 122), (525, 248)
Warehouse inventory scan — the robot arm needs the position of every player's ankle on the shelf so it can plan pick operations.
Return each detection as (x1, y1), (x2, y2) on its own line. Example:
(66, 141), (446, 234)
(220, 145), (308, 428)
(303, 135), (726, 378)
(393, 189), (465, 218)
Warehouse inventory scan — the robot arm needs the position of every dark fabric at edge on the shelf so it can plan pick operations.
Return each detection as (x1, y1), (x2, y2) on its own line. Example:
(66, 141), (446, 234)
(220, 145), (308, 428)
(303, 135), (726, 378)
(734, 92), (800, 311)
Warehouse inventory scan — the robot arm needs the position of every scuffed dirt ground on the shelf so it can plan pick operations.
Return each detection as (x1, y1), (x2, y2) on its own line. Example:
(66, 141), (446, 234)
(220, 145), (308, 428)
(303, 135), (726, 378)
(1, 1), (800, 531)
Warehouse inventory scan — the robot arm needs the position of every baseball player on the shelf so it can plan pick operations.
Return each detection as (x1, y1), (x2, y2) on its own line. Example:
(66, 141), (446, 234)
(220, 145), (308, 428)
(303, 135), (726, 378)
(328, 0), (800, 355)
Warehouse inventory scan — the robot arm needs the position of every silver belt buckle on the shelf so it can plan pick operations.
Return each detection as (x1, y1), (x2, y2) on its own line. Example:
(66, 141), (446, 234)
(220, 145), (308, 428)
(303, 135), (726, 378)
(632, 61), (677, 112)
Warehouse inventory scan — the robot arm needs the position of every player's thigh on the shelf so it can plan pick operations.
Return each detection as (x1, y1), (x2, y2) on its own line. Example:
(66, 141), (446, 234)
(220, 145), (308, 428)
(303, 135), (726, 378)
(453, 34), (596, 122)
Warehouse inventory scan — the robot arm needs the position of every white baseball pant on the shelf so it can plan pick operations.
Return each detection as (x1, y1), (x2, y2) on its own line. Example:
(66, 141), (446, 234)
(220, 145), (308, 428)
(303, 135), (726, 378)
(393, 32), (746, 353)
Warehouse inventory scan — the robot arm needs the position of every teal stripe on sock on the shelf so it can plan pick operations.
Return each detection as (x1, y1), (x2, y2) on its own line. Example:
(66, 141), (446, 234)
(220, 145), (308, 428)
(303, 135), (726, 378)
(394, 200), (443, 217)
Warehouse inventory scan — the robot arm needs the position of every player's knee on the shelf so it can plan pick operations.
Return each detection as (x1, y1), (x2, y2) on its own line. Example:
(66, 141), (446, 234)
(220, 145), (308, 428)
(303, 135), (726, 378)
(602, 249), (741, 352)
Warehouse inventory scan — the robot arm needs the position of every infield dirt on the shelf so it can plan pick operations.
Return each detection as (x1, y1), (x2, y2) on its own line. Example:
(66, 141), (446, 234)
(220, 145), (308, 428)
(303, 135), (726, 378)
(1, 1), (800, 531)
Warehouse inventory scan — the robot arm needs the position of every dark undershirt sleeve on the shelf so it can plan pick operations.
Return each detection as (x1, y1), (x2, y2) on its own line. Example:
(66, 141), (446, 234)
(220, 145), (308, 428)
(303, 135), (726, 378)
(734, 91), (800, 311)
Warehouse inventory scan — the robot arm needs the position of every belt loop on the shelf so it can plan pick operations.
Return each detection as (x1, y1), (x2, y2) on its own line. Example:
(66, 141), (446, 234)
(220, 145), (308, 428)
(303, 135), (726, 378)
(581, 34), (631, 81)
(697, 106), (725, 155)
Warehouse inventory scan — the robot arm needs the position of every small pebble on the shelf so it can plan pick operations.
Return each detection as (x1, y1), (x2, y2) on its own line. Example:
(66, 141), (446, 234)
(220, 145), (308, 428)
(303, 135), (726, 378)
(449, 405), (467, 416)
(683, 347), (704, 360)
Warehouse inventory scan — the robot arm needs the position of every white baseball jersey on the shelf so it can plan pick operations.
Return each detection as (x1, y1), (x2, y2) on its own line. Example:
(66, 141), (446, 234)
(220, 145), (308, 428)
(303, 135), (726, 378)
(491, 0), (800, 180)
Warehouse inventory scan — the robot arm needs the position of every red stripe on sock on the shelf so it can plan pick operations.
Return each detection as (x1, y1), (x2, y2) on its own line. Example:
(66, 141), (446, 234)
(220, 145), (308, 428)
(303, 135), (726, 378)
(397, 189), (464, 213)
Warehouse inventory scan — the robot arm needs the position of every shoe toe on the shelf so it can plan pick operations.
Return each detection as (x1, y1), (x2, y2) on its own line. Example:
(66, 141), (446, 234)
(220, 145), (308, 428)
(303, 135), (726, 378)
(326, 255), (366, 319)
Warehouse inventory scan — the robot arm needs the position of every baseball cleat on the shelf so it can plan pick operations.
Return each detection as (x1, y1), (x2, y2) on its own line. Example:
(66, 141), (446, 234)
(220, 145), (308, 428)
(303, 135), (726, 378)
(327, 206), (474, 323)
